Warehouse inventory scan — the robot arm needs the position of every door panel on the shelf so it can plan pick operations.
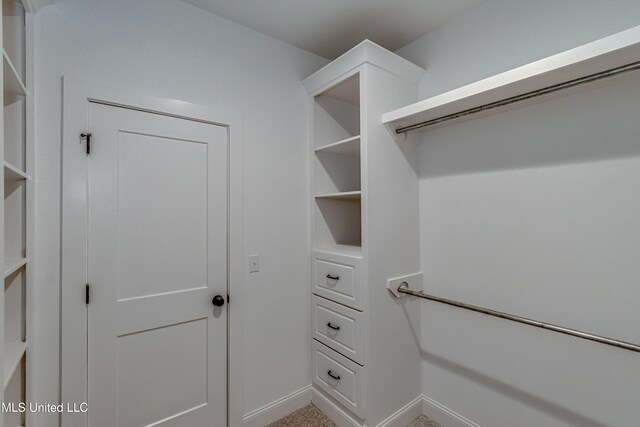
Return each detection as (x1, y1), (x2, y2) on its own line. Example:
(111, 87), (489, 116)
(116, 319), (208, 426)
(87, 102), (228, 427)
(116, 131), (208, 300)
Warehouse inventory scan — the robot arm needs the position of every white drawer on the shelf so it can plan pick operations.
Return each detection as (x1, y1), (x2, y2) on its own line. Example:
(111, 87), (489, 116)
(312, 340), (364, 418)
(312, 295), (364, 365)
(312, 250), (363, 310)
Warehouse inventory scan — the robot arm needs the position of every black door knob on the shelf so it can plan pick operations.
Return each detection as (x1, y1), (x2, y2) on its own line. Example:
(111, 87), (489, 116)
(212, 295), (225, 307)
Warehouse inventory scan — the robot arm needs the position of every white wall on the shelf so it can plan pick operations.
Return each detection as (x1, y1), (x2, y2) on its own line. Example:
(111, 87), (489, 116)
(32, 1), (327, 425)
(396, 1), (640, 426)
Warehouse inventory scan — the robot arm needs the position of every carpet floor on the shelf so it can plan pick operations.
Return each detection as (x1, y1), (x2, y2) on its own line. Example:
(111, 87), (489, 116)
(267, 404), (442, 427)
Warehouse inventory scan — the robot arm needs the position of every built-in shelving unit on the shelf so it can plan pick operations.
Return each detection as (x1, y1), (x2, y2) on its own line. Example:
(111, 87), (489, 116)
(383, 25), (640, 133)
(2, 0), (32, 425)
(304, 40), (425, 425)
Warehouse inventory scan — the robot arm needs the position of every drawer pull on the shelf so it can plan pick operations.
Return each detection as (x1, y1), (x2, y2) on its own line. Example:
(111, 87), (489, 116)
(327, 370), (341, 381)
(326, 274), (340, 281)
(327, 322), (340, 331)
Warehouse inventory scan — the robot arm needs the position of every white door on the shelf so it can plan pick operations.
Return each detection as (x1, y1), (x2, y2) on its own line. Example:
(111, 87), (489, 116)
(86, 102), (228, 427)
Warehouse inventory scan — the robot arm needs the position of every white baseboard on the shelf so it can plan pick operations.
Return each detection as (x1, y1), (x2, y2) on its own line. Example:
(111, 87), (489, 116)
(311, 387), (362, 427)
(242, 385), (312, 427)
(421, 395), (481, 427)
(246, 386), (480, 427)
(311, 387), (424, 427)
(376, 395), (424, 427)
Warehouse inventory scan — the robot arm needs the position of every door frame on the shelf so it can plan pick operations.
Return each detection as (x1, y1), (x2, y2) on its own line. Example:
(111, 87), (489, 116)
(61, 76), (244, 427)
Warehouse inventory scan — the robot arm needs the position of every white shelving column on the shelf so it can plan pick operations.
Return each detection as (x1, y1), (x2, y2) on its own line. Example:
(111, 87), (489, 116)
(2, 0), (32, 426)
(304, 41), (426, 426)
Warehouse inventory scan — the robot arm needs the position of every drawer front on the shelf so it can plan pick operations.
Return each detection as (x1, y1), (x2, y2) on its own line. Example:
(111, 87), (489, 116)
(312, 250), (363, 310)
(312, 295), (364, 365)
(312, 341), (364, 418)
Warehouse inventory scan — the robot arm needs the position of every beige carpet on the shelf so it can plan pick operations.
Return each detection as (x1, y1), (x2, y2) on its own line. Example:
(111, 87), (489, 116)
(268, 404), (337, 427)
(268, 404), (442, 427)
(407, 415), (442, 427)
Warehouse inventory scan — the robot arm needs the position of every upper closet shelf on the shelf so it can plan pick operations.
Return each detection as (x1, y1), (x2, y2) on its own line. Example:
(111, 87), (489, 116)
(3, 50), (27, 106)
(315, 135), (360, 157)
(383, 25), (640, 134)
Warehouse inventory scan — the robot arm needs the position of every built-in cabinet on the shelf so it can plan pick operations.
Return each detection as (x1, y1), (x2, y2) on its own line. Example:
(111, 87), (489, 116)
(1, 0), (32, 425)
(304, 41), (425, 425)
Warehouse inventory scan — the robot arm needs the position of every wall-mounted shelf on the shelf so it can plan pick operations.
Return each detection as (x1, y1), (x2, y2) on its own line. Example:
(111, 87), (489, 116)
(383, 25), (640, 133)
(3, 257), (26, 279)
(315, 135), (360, 157)
(315, 191), (361, 202)
(3, 50), (26, 106)
(3, 341), (26, 389)
(4, 161), (27, 181)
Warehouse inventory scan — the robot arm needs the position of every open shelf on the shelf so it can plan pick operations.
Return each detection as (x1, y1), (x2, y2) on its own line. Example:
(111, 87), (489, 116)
(3, 0), (25, 82)
(314, 150), (360, 194)
(315, 135), (360, 157)
(4, 161), (26, 181)
(383, 25), (640, 133)
(3, 339), (25, 427)
(4, 175), (26, 267)
(3, 50), (25, 106)
(3, 341), (25, 388)
(315, 74), (360, 148)
(3, 257), (26, 279)
(321, 72), (360, 105)
(315, 197), (361, 248)
(315, 191), (361, 202)
(4, 96), (25, 169)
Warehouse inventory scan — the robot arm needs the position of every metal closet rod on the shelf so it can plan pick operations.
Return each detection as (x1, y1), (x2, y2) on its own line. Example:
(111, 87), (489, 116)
(395, 60), (640, 134)
(397, 283), (640, 353)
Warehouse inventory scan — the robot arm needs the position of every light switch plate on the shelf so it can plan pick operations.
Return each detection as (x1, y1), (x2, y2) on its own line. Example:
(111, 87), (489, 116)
(249, 254), (260, 273)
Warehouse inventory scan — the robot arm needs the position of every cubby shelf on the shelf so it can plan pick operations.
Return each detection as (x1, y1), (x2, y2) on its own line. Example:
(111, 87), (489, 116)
(315, 135), (360, 157)
(315, 191), (361, 202)
(3, 341), (26, 389)
(4, 161), (27, 181)
(3, 50), (26, 106)
(3, 257), (27, 279)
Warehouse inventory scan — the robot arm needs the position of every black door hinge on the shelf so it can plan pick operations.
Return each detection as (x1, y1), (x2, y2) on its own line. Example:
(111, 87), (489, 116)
(81, 133), (92, 155)
(86, 284), (91, 305)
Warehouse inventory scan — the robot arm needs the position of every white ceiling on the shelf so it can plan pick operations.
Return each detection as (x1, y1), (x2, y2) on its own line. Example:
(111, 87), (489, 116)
(182, 0), (482, 59)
